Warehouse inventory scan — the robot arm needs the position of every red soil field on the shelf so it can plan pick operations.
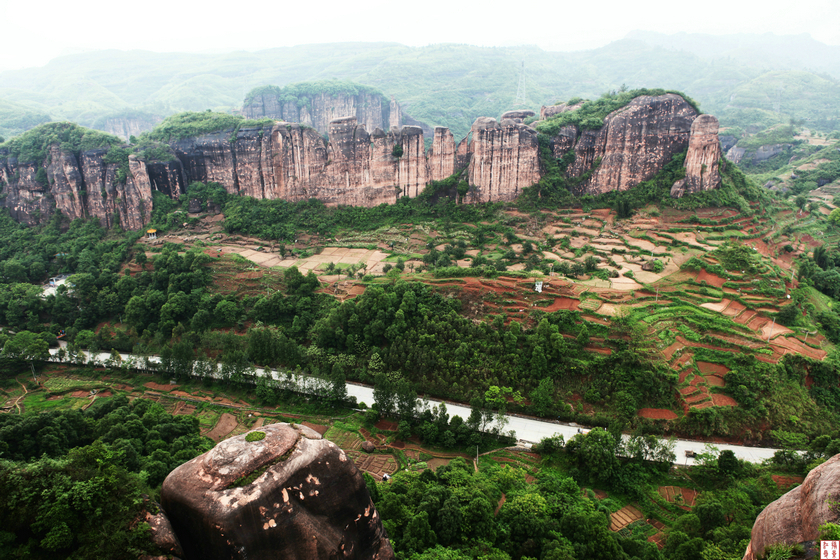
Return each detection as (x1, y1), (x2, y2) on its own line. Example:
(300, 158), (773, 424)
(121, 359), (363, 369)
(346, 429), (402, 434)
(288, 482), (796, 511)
(144, 381), (176, 392)
(748, 316), (769, 331)
(685, 392), (709, 404)
(705, 376), (726, 387)
(772, 336), (827, 360)
(735, 310), (757, 324)
(772, 475), (803, 489)
(691, 401), (714, 410)
(302, 421), (329, 435)
(205, 413), (238, 442)
(676, 336), (739, 353)
(801, 234), (821, 247)
(722, 301), (746, 317)
(678, 369), (693, 384)
(679, 386), (698, 396)
(638, 408), (678, 420)
(696, 361), (729, 375)
(171, 390), (209, 401)
(542, 297), (581, 312)
(711, 394), (739, 407)
(671, 352), (693, 370)
(375, 419), (399, 431)
(663, 341), (684, 361)
(696, 270), (726, 288)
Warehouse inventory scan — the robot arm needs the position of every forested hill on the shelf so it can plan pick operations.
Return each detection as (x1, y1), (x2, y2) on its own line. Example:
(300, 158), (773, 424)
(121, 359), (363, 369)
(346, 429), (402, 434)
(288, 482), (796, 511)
(1, 34), (839, 140)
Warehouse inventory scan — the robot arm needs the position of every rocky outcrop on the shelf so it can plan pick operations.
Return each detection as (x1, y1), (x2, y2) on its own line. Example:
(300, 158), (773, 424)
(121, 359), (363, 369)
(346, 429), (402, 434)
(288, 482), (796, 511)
(243, 84), (434, 139)
(743, 454), (840, 560)
(539, 101), (584, 121)
(580, 94), (697, 194)
(160, 423), (394, 560)
(98, 115), (163, 141)
(173, 132), (238, 194)
(244, 89), (390, 137)
(0, 146), (153, 229)
(719, 134), (738, 152)
(671, 114), (722, 197)
(147, 159), (186, 198)
(429, 127), (457, 182)
(544, 94), (723, 197)
(467, 117), (540, 202)
(0, 93), (723, 229)
(501, 110), (535, 123)
(0, 153), (54, 226)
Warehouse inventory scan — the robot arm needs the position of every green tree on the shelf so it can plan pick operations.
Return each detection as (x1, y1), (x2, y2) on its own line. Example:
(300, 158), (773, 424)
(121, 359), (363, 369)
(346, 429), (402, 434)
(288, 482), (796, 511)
(2, 330), (49, 380)
(717, 449), (739, 476)
(571, 428), (619, 482)
(529, 377), (555, 417)
(402, 511), (437, 554)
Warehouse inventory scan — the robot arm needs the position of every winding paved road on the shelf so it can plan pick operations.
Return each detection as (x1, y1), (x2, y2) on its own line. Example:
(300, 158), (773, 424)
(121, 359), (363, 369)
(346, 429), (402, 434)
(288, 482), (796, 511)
(48, 346), (778, 465)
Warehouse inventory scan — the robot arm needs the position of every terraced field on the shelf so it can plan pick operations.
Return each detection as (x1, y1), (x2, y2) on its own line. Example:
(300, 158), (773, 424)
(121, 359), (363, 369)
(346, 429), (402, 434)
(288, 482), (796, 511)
(137, 196), (836, 424)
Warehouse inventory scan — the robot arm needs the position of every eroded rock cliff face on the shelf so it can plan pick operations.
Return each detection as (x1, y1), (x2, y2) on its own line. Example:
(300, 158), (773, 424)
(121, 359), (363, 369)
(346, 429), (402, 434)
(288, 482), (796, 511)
(545, 94), (721, 196)
(467, 117), (540, 202)
(160, 423), (395, 560)
(0, 146), (152, 229)
(671, 114), (722, 198)
(98, 114), (163, 141)
(579, 94), (696, 194)
(1, 94), (724, 230)
(743, 454), (840, 560)
(244, 90), (392, 136)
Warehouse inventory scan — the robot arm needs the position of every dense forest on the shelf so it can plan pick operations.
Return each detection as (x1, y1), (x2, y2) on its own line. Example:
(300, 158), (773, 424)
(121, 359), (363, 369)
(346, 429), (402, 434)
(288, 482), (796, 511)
(0, 396), (209, 558)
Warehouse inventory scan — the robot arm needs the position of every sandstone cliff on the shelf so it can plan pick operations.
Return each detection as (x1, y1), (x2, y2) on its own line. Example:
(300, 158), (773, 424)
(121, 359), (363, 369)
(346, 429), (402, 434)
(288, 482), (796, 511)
(160, 423), (395, 560)
(0, 146), (152, 229)
(743, 454), (840, 560)
(244, 88), (391, 136)
(243, 84), (435, 138)
(1, 93), (724, 230)
(467, 117), (540, 203)
(545, 94), (722, 197)
(670, 114), (722, 197)
(97, 114), (164, 141)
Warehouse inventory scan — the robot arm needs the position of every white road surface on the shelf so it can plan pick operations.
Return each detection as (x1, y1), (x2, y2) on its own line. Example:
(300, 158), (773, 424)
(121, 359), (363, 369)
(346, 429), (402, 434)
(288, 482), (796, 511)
(48, 346), (778, 465)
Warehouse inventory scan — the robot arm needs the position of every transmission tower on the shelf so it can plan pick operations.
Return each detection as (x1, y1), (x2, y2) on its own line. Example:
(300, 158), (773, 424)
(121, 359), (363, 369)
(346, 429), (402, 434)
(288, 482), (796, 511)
(514, 61), (526, 106)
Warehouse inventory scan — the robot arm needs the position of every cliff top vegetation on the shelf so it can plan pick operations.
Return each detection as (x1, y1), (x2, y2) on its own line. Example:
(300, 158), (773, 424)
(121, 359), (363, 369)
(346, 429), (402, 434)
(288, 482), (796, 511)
(244, 80), (386, 108)
(536, 88), (701, 135)
(0, 122), (121, 163)
(142, 112), (275, 143)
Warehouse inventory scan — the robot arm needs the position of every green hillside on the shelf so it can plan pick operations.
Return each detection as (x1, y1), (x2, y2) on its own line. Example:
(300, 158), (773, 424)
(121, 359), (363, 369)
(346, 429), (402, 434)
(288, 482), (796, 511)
(2, 36), (839, 141)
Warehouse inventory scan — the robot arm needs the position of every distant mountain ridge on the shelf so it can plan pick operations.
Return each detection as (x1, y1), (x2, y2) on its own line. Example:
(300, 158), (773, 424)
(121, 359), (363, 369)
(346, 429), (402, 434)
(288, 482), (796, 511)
(0, 34), (838, 140)
(626, 31), (840, 78)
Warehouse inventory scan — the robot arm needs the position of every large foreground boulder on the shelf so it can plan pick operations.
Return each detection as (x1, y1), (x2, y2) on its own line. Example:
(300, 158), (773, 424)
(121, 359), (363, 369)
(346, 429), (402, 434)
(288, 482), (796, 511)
(743, 454), (840, 560)
(161, 423), (395, 560)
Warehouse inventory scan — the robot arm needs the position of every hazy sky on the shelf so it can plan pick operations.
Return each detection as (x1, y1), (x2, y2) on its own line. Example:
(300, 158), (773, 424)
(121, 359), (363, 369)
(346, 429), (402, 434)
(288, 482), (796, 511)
(1, 0), (838, 71)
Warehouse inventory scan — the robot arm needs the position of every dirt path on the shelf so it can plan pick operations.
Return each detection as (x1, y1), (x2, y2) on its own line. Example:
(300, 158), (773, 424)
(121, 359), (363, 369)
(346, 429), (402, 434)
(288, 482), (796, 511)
(495, 493), (506, 516)
(13, 380), (28, 414)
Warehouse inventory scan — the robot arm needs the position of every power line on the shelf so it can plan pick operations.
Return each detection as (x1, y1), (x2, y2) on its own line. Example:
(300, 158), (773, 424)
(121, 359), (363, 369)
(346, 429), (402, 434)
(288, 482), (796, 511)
(515, 61), (526, 106)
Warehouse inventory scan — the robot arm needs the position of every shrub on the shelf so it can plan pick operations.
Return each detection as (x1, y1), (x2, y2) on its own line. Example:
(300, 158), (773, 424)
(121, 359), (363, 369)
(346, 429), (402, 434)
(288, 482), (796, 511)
(245, 431), (266, 442)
